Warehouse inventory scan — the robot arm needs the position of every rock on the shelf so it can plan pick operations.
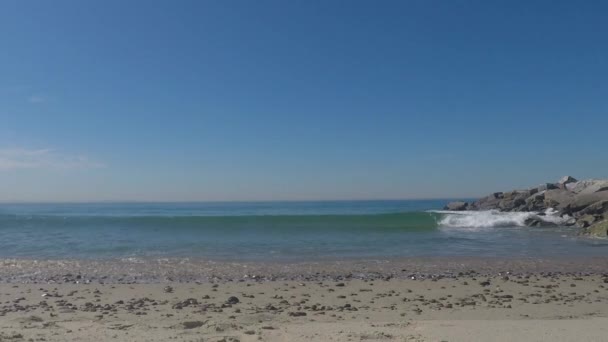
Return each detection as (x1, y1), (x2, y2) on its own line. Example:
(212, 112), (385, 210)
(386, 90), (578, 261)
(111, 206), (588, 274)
(569, 192), (608, 212)
(566, 179), (608, 194)
(226, 296), (239, 305)
(444, 201), (469, 211)
(513, 191), (532, 202)
(558, 176), (577, 189)
(182, 321), (206, 329)
(576, 215), (597, 228)
(501, 191), (517, 200)
(499, 196), (526, 211)
(497, 191), (531, 211)
(585, 220), (608, 238)
(471, 193), (504, 210)
(525, 218), (541, 227)
(173, 298), (199, 309)
(576, 200), (608, 217)
(535, 183), (558, 192)
(524, 192), (546, 211)
(468, 177), (608, 234)
(543, 189), (575, 210)
(524, 218), (557, 227)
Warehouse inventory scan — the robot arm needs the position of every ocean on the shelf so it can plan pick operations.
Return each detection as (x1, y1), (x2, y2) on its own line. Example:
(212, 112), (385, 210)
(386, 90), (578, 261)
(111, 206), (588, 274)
(0, 200), (606, 261)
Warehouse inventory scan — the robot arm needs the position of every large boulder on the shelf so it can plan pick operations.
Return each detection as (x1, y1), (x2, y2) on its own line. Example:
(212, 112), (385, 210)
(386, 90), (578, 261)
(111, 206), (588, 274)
(525, 217), (558, 227)
(524, 191), (546, 211)
(585, 220), (608, 238)
(568, 191), (608, 212)
(543, 189), (575, 210)
(558, 176), (578, 189)
(471, 192), (503, 210)
(566, 179), (608, 194)
(498, 195), (527, 211)
(444, 201), (469, 211)
(577, 214), (598, 228)
(510, 191), (533, 210)
(576, 200), (608, 217)
(535, 183), (558, 192)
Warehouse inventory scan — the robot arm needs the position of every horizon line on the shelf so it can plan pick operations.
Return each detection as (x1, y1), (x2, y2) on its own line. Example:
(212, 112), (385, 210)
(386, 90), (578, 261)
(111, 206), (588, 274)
(0, 197), (479, 204)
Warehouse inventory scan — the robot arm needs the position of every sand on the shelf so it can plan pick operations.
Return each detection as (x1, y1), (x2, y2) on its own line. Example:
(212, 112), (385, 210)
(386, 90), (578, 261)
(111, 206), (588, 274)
(1, 258), (608, 341)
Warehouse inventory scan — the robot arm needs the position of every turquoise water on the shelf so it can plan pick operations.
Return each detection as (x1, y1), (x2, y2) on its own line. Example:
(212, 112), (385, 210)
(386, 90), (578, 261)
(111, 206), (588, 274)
(0, 201), (606, 260)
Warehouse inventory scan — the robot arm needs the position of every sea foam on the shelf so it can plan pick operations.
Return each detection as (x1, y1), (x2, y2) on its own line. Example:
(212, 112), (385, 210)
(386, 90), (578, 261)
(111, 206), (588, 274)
(433, 209), (571, 228)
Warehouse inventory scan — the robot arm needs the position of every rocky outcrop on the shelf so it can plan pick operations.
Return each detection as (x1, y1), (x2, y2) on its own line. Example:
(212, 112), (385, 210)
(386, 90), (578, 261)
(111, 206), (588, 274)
(444, 201), (469, 211)
(444, 176), (608, 236)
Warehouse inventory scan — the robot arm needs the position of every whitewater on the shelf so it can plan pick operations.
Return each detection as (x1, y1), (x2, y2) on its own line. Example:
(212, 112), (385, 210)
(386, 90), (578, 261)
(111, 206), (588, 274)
(433, 208), (573, 229)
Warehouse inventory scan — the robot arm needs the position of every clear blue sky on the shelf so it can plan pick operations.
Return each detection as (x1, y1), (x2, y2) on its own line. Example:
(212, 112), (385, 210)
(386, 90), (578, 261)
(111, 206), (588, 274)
(0, 0), (607, 201)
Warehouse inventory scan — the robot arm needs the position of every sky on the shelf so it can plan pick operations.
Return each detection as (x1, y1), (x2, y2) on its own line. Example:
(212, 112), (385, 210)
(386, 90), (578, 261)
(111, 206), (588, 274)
(0, 0), (607, 202)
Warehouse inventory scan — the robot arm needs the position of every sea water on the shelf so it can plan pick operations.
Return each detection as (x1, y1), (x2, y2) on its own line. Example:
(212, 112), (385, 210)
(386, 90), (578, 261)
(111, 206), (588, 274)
(0, 200), (606, 260)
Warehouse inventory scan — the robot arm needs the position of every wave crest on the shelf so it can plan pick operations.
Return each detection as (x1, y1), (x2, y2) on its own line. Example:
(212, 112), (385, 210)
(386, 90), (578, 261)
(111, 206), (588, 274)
(433, 209), (571, 229)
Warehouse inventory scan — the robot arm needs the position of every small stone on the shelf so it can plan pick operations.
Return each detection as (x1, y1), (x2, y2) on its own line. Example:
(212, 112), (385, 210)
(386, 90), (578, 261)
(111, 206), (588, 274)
(182, 321), (205, 329)
(226, 296), (240, 305)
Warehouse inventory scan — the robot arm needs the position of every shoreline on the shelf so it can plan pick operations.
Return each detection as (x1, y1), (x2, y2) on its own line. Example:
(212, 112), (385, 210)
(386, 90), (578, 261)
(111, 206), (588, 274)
(2, 256), (608, 284)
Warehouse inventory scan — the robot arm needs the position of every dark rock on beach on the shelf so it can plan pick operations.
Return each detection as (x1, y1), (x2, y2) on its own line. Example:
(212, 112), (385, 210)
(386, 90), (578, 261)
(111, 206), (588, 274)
(226, 296), (240, 305)
(444, 176), (608, 236)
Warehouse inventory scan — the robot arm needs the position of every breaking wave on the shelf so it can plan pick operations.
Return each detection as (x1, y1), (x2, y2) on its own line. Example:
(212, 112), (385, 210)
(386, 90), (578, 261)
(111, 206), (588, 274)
(432, 209), (572, 228)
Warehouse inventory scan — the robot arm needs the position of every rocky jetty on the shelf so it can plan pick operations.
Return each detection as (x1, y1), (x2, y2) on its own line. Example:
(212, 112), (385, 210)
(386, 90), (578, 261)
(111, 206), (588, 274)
(444, 176), (608, 237)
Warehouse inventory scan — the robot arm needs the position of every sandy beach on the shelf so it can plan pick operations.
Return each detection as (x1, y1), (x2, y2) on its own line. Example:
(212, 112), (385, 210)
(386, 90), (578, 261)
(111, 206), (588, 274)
(3, 0), (607, 339)
(1, 258), (608, 341)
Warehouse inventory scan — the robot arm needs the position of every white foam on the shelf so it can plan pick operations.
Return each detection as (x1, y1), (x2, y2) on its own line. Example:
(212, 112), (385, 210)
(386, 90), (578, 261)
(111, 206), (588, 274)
(431, 209), (571, 229)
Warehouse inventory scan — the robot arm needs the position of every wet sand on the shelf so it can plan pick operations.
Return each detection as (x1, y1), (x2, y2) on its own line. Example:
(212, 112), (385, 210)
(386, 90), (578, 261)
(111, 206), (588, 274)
(1, 257), (608, 341)
(3, 256), (608, 283)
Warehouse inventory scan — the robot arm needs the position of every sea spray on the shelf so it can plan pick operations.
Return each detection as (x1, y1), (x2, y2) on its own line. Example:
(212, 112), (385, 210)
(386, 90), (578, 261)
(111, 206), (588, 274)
(432, 209), (572, 229)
